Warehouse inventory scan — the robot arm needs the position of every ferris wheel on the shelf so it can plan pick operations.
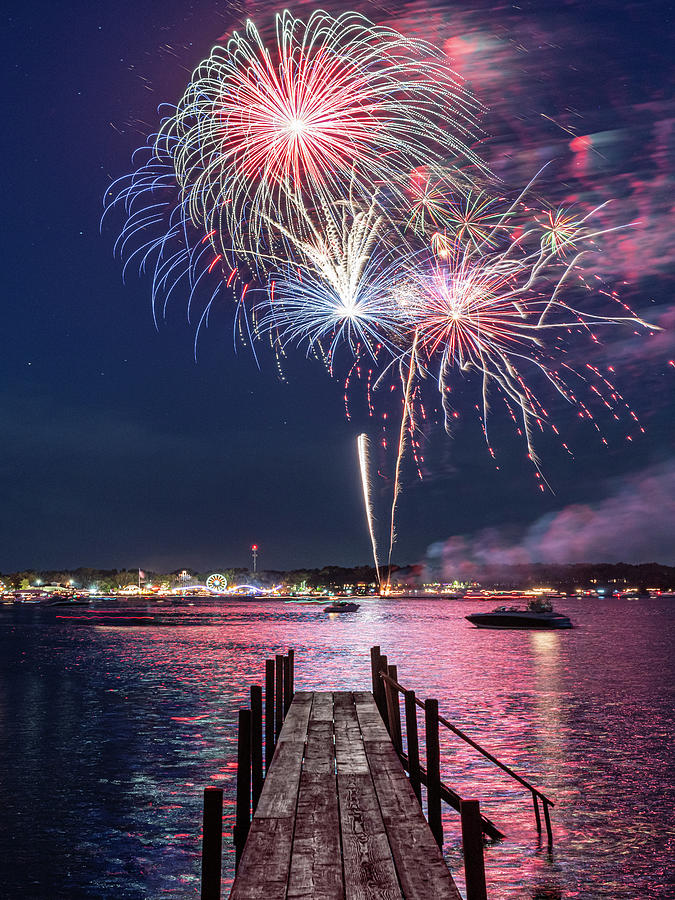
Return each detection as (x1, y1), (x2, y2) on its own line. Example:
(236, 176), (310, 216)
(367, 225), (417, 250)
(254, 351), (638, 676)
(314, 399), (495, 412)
(206, 573), (228, 592)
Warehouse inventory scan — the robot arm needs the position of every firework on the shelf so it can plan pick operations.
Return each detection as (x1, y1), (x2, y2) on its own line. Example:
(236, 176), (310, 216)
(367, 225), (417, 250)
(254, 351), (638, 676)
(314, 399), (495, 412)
(540, 207), (585, 255)
(405, 168), (453, 235)
(102, 140), (243, 341)
(403, 166), (493, 240)
(446, 190), (506, 248)
(385, 330), (420, 584)
(158, 10), (486, 261)
(401, 208), (651, 467)
(262, 196), (411, 361)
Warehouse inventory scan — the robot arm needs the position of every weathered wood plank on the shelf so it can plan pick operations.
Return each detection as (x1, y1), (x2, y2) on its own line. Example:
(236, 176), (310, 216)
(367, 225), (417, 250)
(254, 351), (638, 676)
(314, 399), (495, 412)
(334, 693), (369, 776)
(338, 771), (403, 900)
(277, 693), (312, 744)
(309, 691), (335, 721)
(334, 694), (402, 899)
(304, 721), (335, 774)
(304, 692), (335, 774)
(362, 740), (462, 900)
(291, 691), (314, 702)
(255, 740), (305, 818)
(353, 692), (390, 742)
(229, 817), (293, 900)
(287, 771), (343, 899)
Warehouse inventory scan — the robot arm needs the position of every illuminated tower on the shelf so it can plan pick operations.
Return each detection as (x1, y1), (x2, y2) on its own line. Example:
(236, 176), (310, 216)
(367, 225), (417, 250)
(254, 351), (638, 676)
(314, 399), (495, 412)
(251, 544), (259, 574)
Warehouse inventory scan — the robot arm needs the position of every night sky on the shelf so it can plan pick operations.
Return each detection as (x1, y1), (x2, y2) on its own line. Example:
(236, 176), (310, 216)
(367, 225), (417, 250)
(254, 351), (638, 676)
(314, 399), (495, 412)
(3, 0), (673, 572)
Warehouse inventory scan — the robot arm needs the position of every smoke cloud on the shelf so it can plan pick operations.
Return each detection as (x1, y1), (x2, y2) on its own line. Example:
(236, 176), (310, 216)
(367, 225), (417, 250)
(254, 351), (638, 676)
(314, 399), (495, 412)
(427, 460), (675, 578)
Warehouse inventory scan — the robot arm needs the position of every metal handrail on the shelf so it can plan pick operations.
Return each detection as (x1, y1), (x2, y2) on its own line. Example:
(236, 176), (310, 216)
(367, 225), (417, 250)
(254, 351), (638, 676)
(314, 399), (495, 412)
(379, 671), (554, 807)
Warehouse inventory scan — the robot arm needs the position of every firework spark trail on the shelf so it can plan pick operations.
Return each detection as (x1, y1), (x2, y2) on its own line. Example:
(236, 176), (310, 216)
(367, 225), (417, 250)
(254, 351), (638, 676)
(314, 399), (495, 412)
(357, 433), (381, 585)
(386, 329), (420, 586)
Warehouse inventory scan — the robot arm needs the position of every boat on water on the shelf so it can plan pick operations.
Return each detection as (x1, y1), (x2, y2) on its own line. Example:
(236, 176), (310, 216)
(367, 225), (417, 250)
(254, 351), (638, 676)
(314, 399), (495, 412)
(47, 598), (91, 607)
(466, 597), (573, 629)
(324, 600), (360, 613)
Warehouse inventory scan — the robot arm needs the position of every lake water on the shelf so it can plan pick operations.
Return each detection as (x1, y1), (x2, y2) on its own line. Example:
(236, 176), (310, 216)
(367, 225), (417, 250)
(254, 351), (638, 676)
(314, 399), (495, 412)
(1, 597), (673, 899)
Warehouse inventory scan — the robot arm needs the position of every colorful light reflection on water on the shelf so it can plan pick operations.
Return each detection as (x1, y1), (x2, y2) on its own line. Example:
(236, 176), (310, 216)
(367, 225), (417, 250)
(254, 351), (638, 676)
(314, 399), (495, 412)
(0, 597), (673, 898)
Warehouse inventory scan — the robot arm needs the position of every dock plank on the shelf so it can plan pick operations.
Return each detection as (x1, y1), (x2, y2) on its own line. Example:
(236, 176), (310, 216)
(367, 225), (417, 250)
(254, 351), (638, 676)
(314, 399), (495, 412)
(309, 690), (335, 721)
(277, 693), (312, 743)
(334, 693), (402, 899)
(287, 772), (343, 900)
(255, 739), (305, 819)
(353, 691), (391, 742)
(304, 693), (336, 775)
(334, 693), (369, 776)
(288, 694), (341, 897)
(229, 817), (293, 900)
(338, 771), (403, 900)
(362, 740), (462, 900)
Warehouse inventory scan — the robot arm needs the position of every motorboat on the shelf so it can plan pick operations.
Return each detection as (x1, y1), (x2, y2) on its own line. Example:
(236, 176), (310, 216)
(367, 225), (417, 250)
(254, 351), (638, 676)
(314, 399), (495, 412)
(324, 600), (360, 613)
(466, 597), (573, 629)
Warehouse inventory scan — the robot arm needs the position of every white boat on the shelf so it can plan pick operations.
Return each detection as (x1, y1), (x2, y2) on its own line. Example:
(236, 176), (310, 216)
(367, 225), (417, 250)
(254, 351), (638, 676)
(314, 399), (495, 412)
(466, 597), (573, 629)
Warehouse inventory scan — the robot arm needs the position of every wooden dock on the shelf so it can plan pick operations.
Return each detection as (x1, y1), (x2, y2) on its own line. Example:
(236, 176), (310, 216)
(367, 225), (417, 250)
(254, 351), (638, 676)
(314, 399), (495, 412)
(198, 647), (554, 900)
(230, 690), (462, 899)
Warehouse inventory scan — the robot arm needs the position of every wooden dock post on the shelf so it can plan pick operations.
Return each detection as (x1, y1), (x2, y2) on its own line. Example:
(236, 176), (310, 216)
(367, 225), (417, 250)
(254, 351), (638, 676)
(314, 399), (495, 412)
(265, 659), (275, 771)
(288, 648), (295, 703)
(201, 786), (223, 900)
(378, 653), (389, 733)
(425, 698), (443, 847)
(234, 708), (251, 869)
(275, 654), (284, 740)
(370, 646), (386, 719)
(283, 654), (292, 715)
(250, 685), (263, 813)
(460, 799), (487, 900)
(405, 689), (422, 805)
(386, 664), (403, 754)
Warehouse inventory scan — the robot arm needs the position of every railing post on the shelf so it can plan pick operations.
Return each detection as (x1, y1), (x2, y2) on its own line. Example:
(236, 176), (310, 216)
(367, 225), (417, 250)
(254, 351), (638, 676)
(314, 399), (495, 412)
(386, 665), (403, 755)
(234, 708), (251, 869)
(201, 786), (223, 900)
(425, 698), (443, 847)
(370, 646), (385, 718)
(460, 799), (488, 900)
(265, 659), (275, 771)
(532, 792), (542, 834)
(250, 685), (263, 813)
(405, 689), (422, 805)
(542, 798), (553, 846)
(377, 653), (389, 733)
(283, 654), (292, 715)
(275, 654), (284, 739)
(288, 648), (295, 703)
